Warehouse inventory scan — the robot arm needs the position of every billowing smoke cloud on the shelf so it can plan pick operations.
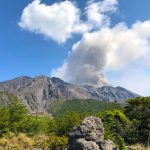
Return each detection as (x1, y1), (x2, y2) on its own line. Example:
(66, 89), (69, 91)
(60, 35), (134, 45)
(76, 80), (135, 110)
(52, 21), (150, 86)
(52, 34), (109, 86)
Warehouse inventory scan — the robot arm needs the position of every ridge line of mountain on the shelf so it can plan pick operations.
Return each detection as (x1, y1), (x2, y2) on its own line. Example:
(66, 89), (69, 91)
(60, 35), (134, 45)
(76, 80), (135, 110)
(0, 75), (140, 112)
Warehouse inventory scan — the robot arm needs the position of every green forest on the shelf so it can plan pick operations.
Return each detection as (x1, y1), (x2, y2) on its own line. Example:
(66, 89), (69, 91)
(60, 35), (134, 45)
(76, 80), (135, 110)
(0, 92), (150, 150)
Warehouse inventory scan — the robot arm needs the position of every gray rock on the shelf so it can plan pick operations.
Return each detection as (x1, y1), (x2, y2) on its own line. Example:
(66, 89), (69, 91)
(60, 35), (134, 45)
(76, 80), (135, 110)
(69, 116), (117, 150)
(69, 116), (104, 142)
(99, 140), (117, 150)
(75, 139), (99, 150)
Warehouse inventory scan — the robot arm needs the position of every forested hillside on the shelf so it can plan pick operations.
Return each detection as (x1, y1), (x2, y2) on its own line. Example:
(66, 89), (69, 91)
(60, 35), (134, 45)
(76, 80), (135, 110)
(47, 99), (121, 116)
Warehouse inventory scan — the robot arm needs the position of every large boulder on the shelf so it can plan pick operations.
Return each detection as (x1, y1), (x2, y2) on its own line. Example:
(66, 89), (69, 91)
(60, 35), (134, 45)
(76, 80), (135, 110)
(68, 116), (117, 150)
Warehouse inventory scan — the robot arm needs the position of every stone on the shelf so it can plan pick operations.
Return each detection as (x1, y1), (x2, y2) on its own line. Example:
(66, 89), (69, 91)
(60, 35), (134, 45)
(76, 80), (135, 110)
(99, 140), (117, 150)
(68, 116), (117, 150)
(76, 139), (99, 150)
(69, 116), (104, 142)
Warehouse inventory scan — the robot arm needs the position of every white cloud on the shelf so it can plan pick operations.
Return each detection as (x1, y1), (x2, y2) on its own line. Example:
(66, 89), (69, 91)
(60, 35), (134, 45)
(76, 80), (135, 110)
(106, 21), (150, 69)
(19, 0), (118, 43)
(19, 0), (85, 43)
(86, 0), (118, 28)
(52, 21), (150, 88)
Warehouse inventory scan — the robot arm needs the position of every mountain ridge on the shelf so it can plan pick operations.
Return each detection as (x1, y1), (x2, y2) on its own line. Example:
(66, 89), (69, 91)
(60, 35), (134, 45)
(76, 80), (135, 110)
(0, 75), (140, 112)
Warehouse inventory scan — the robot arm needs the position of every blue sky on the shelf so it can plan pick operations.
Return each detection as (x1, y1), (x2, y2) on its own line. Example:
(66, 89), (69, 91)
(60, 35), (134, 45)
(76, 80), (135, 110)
(0, 0), (150, 95)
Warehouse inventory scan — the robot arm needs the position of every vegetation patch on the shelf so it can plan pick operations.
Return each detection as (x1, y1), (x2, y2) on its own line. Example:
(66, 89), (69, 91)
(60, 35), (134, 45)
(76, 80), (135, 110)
(0, 92), (149, 149)
(47, 99), (121, 116)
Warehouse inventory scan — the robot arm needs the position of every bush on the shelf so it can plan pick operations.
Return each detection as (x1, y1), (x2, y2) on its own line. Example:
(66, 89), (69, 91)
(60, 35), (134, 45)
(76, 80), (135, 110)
(33, 134), (49, 149)
(0, 107), (10, 136)
(55, 112), (81, 136)
(0, 99), (27, 137)
(47, 135), (68, 150)
(0, 132), (33, 150)
(17, 115), (50, 136)
(97, 109), (131, 150)
(0, 132), (68, 150)
(125, 97), (150, 144)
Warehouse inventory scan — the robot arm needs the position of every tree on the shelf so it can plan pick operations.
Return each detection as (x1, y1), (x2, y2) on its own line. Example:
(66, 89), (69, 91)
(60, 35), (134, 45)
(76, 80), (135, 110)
(0, 107), (10, 137)
(55, 112), (81, 136)
(97, 109), (131, 150)
(7, 99), (27, 134)
(17, 115), (50, 136)
(124, 97), (150, 145)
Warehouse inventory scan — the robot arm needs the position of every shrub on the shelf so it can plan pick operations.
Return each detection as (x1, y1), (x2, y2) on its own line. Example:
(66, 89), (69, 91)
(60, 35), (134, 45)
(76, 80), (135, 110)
(17, 115), (50, 136)
(0, 107), (10, 137)
(0, 133), (68, 150)
(55, 112), (81, 135)
(33, 134), (49, 149)
(0, 132), (33, 150)
(47, 135), (68, 150)
(125, 97), (150, 144)
(97, 109), (131, 150)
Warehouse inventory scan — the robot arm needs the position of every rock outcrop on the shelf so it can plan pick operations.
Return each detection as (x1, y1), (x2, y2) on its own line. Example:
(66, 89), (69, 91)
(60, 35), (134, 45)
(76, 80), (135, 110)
(68, 116), (116, 150)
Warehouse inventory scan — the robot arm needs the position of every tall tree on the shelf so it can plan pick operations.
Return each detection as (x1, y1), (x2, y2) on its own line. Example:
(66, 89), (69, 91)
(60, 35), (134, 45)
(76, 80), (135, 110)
(125, 97), (150, 145)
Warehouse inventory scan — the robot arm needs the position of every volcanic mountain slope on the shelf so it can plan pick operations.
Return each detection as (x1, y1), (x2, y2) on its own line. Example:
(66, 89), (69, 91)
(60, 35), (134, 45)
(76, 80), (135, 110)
(0, 76), (139, 112)
(82, 85), (139, 102)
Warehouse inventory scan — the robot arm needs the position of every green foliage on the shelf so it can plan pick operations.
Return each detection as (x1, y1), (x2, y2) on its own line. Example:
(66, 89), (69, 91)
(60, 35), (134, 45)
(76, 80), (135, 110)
(48, 99), (121, 117)
(46, 111), (94, 136)
(0, 94), (27, 136)
(55, 112), (82, 136)
(33, 134), (68, 150)
(17, 115), (50, 136)
(124, 97), (150, 144)
(0, 91), (149, 148)
(97, 109), (130, 150)
(0, 107), (10, 136)
(47, 135), (68, 150)
(7, 99), (27, 134)
(46, 118), (57, 134)
(115, 136), (127, 150)
(0, 132), (33, 150)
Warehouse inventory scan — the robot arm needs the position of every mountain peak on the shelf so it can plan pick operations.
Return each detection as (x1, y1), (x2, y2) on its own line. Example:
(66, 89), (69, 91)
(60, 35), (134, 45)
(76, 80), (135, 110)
(50, 77), (67, 84)
(15, 75), (32, 79)
(34, 75), (48, 79)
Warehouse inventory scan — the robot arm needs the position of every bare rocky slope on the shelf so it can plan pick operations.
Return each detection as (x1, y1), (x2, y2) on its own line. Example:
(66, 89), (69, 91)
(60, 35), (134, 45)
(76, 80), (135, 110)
(0, 76), (139, 112)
